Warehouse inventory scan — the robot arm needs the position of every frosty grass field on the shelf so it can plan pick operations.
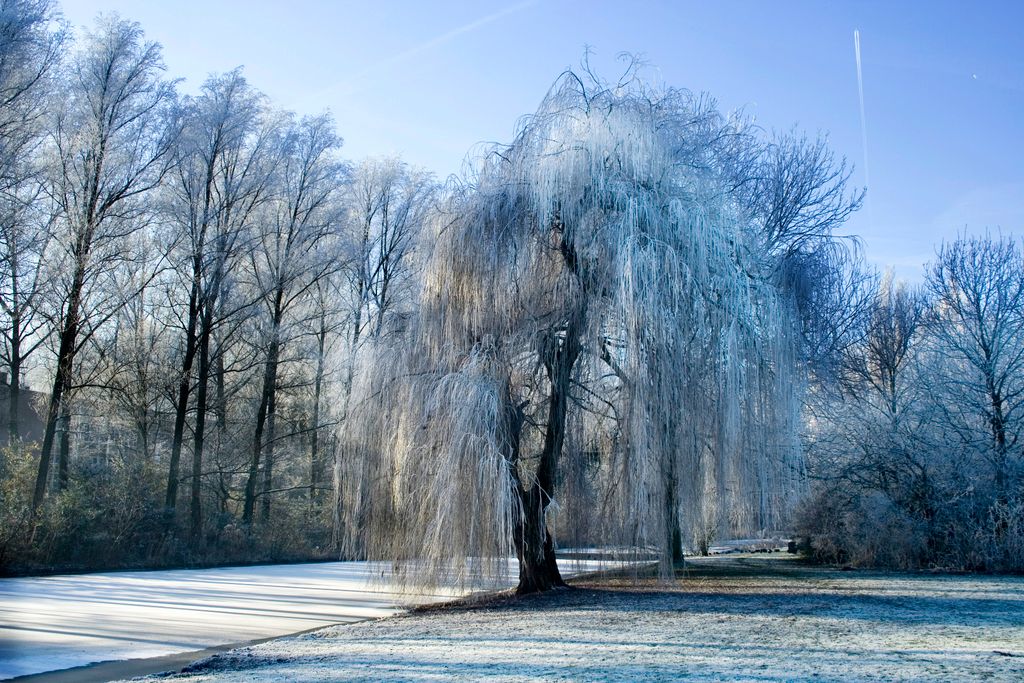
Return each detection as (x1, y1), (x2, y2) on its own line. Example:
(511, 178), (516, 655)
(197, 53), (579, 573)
(127, 554), (1024, 682)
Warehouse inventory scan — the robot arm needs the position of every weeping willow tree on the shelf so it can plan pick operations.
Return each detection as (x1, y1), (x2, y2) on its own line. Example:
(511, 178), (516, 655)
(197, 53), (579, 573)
(345, 68), (805, 593)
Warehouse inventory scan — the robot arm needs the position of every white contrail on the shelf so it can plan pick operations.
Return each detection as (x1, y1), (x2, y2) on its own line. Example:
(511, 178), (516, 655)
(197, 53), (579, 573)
(361, 0), (539, 79)
(854, 29), (873, 227)
(308, 0), (539, 103)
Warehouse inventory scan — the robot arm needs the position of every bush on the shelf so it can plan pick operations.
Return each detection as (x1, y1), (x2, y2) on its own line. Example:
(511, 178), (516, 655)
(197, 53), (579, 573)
(0, 447), (335, 576)
(797, 483), (1024, 573)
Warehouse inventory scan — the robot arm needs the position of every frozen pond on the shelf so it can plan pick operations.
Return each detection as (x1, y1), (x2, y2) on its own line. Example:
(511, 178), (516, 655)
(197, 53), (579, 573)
(0, 558), (610, 679)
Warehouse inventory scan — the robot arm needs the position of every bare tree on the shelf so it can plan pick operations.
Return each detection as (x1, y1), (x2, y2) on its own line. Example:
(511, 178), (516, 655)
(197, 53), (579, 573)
(306, 276), (346, 512)
(0, 0), (64, 448)
(781, 244), (875, 383)
(860, 273), (927, 421)
(31, 15), (177, 509)
(0, 0), (63, 182)
(739, 130), (871, 385)
(746, 130), (864, 259)
(806, 273), (933, 516)
(0, 186), (53, 444)
(927, 234), (1024, 499)
(242, 113), (344, 525)
(161, 69), (272, 534)
(346, 157), (434, 342)
(99, 256), (175, 465)
(799, 245), (1024, 570)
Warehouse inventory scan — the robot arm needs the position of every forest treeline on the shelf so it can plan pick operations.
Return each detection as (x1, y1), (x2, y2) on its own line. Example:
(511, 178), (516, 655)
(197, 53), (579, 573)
(0, 1), (1020, 583)
(799, 242), (1024, 571)
(0, 3), (436, 572)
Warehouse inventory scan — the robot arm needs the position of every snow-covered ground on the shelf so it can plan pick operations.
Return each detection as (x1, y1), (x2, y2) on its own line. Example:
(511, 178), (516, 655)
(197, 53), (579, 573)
(0, 558), (612, 680)
(131, 555), (1024, 682)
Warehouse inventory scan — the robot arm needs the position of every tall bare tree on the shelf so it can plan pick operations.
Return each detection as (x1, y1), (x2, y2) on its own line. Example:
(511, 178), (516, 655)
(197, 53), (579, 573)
(0, 0), (63, 182)
(746, 130), (864, 259)
(162, 69), (272, 534)
(242, 113), (344, 525)
(306, 275), (345, 512)
(332, 158), (435, 551)
(346, 157), (434, 343)
(0, 0), (64, 448)
(927, 234), (1024, 499)
(741, 131), (870, 382)
(32, 15), (177, 509)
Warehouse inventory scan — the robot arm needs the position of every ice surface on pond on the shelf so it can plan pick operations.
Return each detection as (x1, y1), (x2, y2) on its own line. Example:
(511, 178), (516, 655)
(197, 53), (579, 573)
(0, 558), (612, 679)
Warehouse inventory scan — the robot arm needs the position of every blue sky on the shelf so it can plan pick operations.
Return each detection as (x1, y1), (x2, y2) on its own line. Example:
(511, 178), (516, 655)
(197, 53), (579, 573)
(58, 1), (1023, 279)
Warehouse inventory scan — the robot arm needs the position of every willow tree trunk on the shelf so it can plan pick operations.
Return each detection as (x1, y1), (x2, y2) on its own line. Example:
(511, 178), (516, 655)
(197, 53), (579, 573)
(513, 314), (583, 594)
(514, 485), (566, 594)
(665, 458), (684, 568)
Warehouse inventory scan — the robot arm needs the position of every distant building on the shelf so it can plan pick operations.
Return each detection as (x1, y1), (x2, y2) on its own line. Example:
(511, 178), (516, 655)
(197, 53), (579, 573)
(0, 373), (176, 482)
(0, 373), (45, 447)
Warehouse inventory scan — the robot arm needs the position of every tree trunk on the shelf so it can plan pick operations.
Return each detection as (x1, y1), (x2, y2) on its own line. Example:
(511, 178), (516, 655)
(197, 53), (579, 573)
(165, 277), (201, 513)
(215, 333), (227, 438)
(259, 338), (279, 523)
(33, 262), (85, 510)
(513, 311), (583, 594)
(514, 485), (566, 594)
(243, 298), (282, 525)
(190, 304), (213, 542)
(134, 403), (149, 461)
(309, 319), (325, 510)
(7, 319), (21, 445)
(665, 463), (684, 569)
(330, 435), (343, 553)
(214, 334), (228, 515)
(242, 372), (269, 525)
(988, 381), (1008, 500)
(57, 398), (71, 491)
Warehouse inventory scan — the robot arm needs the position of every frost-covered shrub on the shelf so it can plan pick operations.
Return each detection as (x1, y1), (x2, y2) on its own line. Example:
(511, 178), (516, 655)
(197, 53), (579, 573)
(798, 482), (1024, 572)
(1, 446), (333, 575)
(988, 500), (1024, 571)
(0, 445), (36, 571)
(797, 488), (928, 569)
(849, 493), (929, 568)
(947, 499), (1024, 573)
(794, 488), (848, 564)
